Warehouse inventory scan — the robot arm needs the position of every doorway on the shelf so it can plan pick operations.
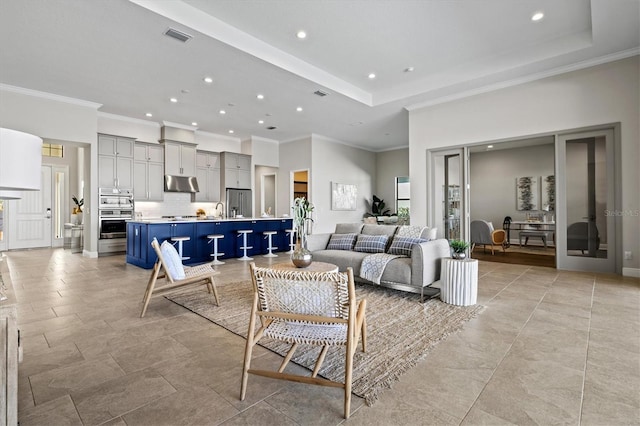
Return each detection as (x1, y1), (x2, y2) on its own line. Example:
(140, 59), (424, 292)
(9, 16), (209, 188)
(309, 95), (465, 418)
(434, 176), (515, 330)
(260, 173), (277, 216)
(429, 149), (467, 241)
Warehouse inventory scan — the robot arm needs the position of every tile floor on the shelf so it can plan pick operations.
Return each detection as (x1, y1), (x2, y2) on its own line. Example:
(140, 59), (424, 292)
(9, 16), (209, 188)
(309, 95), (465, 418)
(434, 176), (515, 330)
(6, 248), (639, 425)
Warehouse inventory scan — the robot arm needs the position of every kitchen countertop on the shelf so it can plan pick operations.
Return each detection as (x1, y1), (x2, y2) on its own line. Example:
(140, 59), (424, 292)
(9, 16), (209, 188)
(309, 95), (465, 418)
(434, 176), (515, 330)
(128, 217), (291, 224)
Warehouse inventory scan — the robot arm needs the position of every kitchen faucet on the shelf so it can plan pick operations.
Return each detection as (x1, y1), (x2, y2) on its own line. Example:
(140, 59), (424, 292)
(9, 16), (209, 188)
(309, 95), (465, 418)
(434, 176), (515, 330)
(215, 202), (224, 218)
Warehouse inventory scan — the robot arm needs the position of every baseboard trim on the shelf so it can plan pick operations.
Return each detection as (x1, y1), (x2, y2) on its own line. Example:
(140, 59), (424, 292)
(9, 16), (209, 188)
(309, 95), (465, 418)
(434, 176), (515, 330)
(83, 250), (99, 258)
(622, 267), (640, 278)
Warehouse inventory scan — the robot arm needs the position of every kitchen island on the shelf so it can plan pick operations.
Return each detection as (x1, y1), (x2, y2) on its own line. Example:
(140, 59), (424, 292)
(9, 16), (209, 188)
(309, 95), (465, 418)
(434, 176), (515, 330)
(126, 217), (293, 269)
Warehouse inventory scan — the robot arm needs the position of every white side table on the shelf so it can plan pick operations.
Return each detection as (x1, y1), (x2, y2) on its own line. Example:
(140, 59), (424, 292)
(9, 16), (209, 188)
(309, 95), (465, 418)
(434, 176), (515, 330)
(440, 258), (478, 306)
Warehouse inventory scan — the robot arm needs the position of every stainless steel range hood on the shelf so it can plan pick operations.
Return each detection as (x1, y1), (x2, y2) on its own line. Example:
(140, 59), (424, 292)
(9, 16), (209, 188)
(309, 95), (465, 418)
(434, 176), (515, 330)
(164, 175), (199, 193)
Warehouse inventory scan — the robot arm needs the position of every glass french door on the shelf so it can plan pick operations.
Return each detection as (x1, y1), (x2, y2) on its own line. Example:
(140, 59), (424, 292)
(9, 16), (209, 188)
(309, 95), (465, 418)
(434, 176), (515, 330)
(556, 129), (616, 273)
(430, 148), (468, 242)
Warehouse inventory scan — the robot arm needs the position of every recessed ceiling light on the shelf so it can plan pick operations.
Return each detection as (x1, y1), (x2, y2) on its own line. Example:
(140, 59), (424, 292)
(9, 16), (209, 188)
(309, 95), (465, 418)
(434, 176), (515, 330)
(368, 73), (376, 79)
(296, 30), (307, 39)
(219, 110), (226, 115)
(203, 77), (213, 83)
(191, 122), (197, 126)
(170, 97), (178, 103)
(257, 94), (264, 100)
(228, 130), (234, 134)
(487, 145), (494, 149)
(258, 120), (264, 124)
(531, 11), (544, 21)
(404, 67), (414, 73)
(296, 106), (303, 112)
(145, 113), (153, 117)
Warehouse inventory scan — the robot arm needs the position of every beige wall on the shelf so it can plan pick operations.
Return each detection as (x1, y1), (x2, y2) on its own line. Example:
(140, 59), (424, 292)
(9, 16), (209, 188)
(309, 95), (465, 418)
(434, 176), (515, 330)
(409, 56), (640, 274)
(311, 136), (376, 233)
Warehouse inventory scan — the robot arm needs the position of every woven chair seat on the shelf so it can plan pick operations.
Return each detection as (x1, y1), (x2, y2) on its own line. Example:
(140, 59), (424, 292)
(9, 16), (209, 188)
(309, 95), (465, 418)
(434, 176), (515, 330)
(184, 263), (217, 278)
(264, 321), (347, 346)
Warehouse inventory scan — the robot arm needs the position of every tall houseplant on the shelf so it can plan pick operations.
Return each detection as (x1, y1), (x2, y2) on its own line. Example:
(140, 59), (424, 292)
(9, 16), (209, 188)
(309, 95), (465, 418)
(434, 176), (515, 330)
(291, 197), (314, 267)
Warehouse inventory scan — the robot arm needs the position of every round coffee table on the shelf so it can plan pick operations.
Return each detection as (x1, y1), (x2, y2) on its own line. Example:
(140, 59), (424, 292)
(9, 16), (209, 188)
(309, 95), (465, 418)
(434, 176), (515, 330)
(270, 261), (339, 273)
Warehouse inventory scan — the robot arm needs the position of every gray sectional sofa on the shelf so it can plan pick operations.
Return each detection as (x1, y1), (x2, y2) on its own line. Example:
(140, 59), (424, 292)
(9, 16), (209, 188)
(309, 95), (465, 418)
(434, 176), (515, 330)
(307, 223), (451, 301)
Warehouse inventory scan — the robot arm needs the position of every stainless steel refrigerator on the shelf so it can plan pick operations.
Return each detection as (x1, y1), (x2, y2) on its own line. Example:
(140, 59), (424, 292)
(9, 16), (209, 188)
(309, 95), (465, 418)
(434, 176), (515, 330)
(226, 188), (252, 218)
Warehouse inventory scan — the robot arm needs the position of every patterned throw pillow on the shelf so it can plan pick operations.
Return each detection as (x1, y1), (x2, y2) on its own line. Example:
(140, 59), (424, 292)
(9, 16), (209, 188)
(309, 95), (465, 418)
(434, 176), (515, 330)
(396, 225), (427, 238)
(326, 233), (357, 250)
(354, 234), (389, 254)
(160, 240), (186, 280)
(387, 236), (427, 257)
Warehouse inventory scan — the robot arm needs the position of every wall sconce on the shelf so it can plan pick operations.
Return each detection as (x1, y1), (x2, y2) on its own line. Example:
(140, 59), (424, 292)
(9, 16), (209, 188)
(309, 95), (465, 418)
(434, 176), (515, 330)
(0, 128), (43, 191)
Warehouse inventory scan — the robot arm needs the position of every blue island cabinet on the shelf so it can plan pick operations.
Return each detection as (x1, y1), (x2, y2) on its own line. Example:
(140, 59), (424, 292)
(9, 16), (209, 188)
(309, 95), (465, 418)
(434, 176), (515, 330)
(127, 218), (294, 269)
(126, 222), (196, 269)
(194, 221), (231, 262)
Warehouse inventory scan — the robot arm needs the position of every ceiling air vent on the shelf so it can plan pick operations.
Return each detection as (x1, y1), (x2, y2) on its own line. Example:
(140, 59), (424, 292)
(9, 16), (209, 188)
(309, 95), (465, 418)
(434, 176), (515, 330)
(313, 90), (329, 97)
(266, 126), (277, 130)
(164, 27), (193, 43)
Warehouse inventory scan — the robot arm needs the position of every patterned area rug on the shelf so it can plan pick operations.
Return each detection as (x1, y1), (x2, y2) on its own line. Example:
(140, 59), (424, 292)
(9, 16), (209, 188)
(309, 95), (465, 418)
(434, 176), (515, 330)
(166, 281), (483, 405)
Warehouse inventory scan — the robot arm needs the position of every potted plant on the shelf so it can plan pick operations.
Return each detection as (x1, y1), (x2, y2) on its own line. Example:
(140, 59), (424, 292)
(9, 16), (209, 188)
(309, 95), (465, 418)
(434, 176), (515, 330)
(72, 195), (83, 214)
(291, 197), (314, 267)
(71, 195), (84, 224)
(449, 239), (470, 259)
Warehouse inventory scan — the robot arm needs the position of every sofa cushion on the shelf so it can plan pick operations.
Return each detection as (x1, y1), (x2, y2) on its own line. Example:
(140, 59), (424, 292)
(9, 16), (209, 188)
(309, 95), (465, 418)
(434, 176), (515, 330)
(312, 249), (369, 276)
(335, 223), (364, 234)
(354, 234), (389, 253)
(361, 224), (398, 237)
(326, 233), (357, 250)
(388, 236), (427, 257)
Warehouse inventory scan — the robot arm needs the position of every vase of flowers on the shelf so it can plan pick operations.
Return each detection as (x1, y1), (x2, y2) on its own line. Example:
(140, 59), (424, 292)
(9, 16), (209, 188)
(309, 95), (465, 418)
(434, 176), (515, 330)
(291, 197), (314, 267)
(449, 239), (470, 260)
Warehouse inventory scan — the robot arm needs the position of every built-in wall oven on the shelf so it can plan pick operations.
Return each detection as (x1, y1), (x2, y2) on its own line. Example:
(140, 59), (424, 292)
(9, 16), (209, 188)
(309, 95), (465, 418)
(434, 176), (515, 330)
(98, 188), (134, 255)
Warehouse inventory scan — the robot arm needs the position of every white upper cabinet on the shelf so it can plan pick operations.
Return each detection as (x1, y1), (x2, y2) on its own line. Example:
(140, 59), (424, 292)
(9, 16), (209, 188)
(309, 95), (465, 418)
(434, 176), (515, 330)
(134, 142), (164, 201)
(98, 134), (134, 189)
(163, 141), (197, 176)
(196, 150), (221, 202)
(220, 152), (251, 189)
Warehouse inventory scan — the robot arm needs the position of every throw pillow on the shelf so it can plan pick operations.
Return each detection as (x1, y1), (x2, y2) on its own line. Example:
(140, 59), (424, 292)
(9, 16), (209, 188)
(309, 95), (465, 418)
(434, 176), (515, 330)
(326, 233), (357, 250)
(387, 236), (427, 257)
(160, 240), (186, 280)
(354, 234), (389, 254)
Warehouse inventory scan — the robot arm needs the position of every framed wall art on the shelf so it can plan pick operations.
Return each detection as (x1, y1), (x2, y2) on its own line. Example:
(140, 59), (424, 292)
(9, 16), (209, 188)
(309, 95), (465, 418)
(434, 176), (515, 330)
(331, 182), (357, 211)
(516, 176), (538, 211)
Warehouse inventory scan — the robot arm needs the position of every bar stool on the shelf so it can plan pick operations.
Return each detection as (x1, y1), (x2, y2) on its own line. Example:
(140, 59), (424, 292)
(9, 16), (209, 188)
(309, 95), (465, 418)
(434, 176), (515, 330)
(263, 231), (278, 258)
(171, 236), (190, 261)
(206, 234), (225, 265)
(237, 229), (253, 260)
(285, 228), (296, 253)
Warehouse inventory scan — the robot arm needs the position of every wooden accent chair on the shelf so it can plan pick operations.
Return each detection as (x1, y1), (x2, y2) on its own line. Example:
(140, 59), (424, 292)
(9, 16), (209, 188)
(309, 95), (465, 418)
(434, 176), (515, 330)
(470, 220), (507, 255)
(241, 263), (367, 419)
(140, 238), (220, 317)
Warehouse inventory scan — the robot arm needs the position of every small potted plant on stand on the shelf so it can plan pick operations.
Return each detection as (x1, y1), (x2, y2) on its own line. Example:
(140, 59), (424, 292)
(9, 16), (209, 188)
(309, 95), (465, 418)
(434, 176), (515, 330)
(449, 239), (470, 260)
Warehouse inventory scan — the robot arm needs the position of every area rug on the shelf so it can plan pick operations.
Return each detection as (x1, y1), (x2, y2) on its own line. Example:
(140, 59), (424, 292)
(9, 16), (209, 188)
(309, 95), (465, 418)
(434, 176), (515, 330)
(166, 281), (483, 405)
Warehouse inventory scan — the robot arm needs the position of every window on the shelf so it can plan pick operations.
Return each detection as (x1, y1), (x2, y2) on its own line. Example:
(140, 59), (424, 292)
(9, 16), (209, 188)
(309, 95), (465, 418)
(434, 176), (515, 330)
(42, 143), (63, 158)
(396, 177), (410, 224)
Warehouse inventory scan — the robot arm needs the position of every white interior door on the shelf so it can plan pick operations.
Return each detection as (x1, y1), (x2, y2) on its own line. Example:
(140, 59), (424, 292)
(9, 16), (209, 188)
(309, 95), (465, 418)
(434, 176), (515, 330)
(556, 129), (616, 273)
(7, 165), (53, 250)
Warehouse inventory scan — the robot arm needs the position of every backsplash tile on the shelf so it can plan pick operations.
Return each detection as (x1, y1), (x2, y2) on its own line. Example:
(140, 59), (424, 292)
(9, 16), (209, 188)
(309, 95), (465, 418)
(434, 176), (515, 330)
(135, 192), (220, 218)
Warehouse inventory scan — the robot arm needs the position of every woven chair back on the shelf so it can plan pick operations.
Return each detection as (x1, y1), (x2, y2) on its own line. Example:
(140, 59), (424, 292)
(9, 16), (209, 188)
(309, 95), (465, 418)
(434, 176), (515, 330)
(251, 266), (351, 320)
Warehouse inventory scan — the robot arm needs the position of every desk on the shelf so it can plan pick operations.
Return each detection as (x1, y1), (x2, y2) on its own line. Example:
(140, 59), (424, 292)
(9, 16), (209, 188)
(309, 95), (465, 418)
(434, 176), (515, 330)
(271, 261), (338, 273)
(440, 258), (478, 306)
(506, 221), (555, 248)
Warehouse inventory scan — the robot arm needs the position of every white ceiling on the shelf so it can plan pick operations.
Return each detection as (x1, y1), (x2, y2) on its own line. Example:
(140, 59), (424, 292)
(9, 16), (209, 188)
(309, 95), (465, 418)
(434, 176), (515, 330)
(0, 0), (638, 151)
